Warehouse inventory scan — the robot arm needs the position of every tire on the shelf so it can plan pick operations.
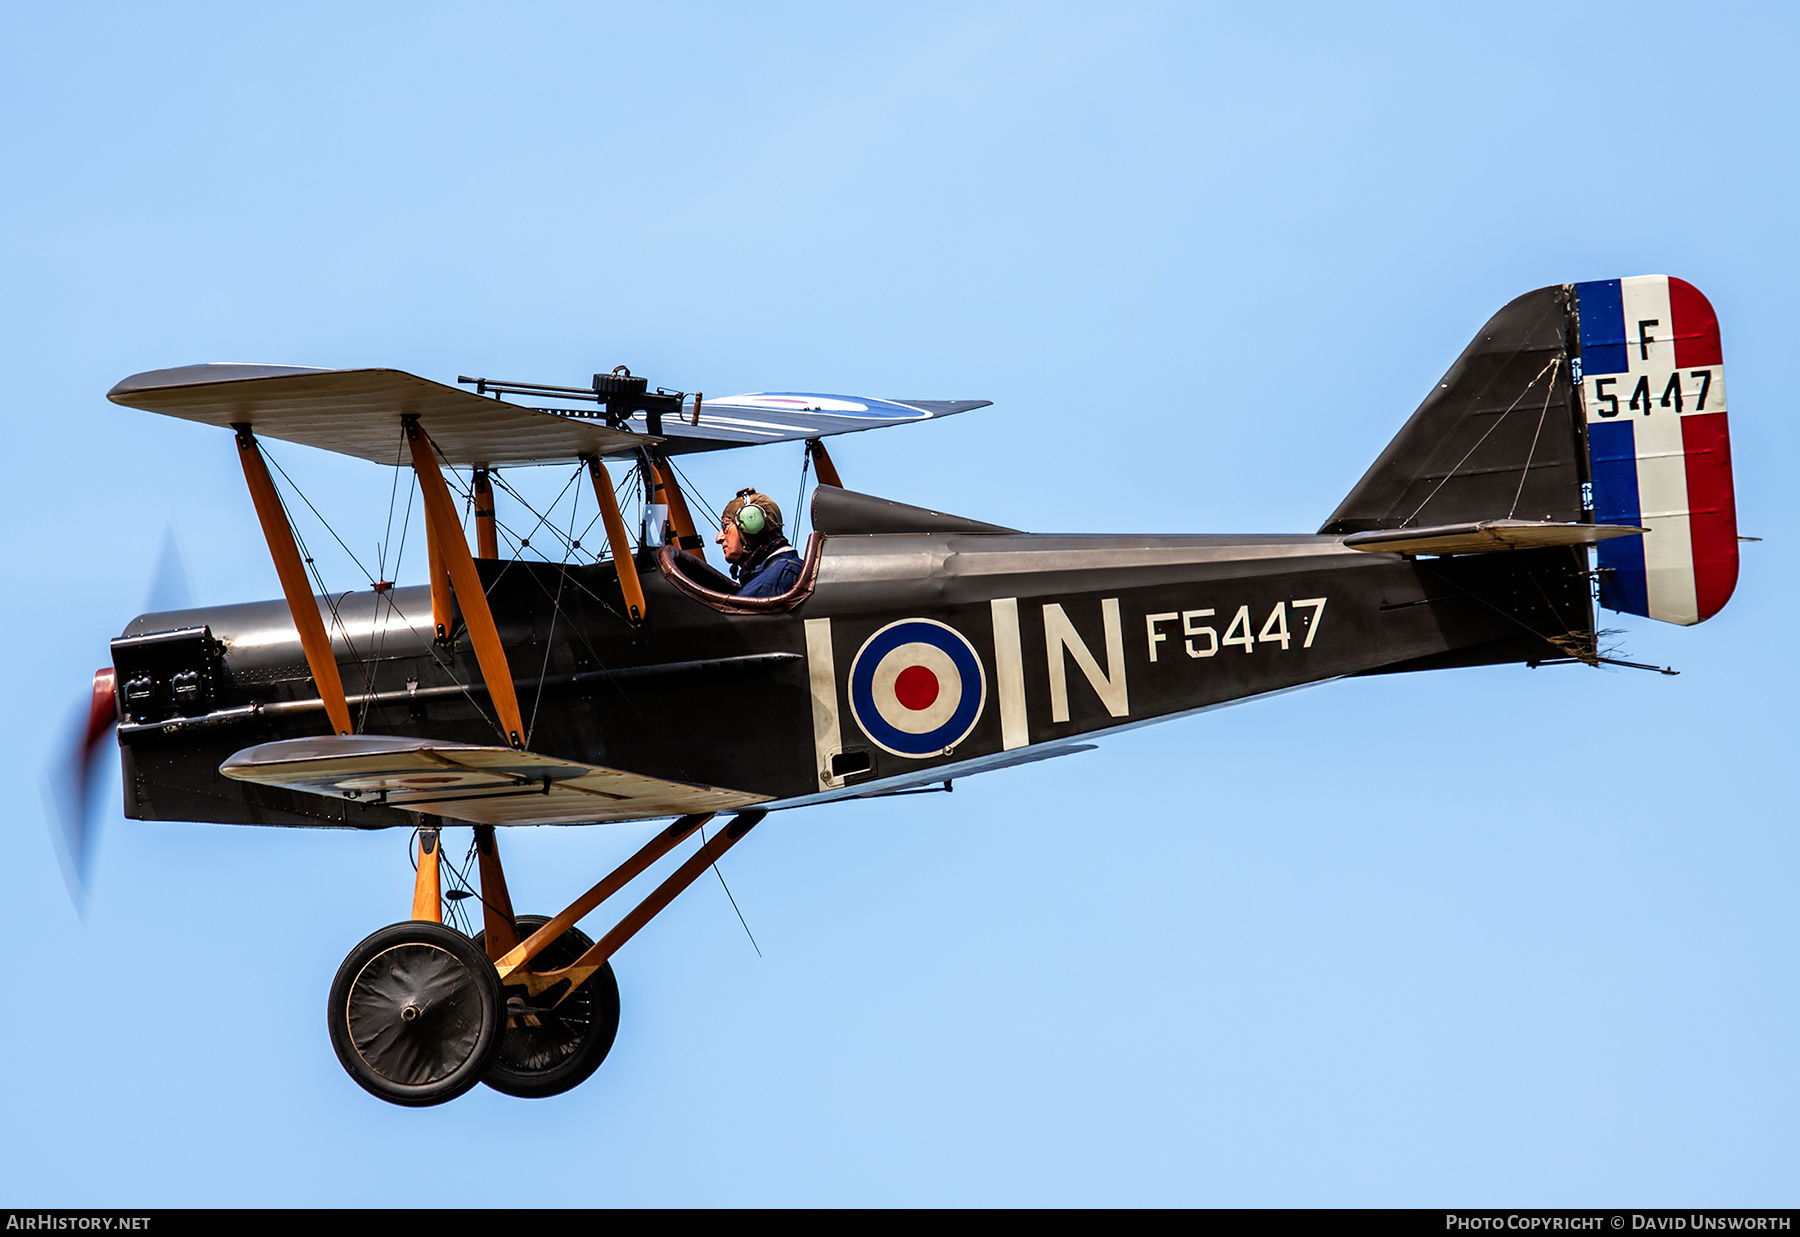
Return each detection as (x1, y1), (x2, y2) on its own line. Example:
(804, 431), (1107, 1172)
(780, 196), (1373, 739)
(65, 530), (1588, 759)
(327, 920), (505, 1108)
(474, 914), (621, 1099)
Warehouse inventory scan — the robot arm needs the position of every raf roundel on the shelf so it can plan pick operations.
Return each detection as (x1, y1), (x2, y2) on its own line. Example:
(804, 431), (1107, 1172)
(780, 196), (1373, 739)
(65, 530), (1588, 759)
(847, 619), (987, 758)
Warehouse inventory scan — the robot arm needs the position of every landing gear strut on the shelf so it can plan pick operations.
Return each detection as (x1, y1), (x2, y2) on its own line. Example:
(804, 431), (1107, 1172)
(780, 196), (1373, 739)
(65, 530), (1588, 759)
(475, 915), (620, 1099)
(326, 811), (761, 1106)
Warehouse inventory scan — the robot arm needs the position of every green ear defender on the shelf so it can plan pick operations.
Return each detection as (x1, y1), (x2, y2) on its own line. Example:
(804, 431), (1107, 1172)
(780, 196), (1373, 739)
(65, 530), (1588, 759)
(736, 503), (767, 536)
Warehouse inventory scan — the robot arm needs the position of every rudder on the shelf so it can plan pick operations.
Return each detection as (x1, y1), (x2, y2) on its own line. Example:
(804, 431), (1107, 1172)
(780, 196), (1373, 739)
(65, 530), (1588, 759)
(1577, 276), (1737, 625)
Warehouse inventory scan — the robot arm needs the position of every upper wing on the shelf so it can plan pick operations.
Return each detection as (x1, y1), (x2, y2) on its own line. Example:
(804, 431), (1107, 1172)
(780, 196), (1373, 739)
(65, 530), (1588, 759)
(655, 392), (992, 454)
(108, 365), (991, 466)
(219, 734), (768, 826)
(108, 364), (654, 467)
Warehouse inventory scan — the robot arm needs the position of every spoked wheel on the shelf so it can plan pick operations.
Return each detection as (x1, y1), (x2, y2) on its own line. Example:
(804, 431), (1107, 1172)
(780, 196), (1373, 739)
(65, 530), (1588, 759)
(474, 914), (621, 1099)
(327, 921), (504, 1107)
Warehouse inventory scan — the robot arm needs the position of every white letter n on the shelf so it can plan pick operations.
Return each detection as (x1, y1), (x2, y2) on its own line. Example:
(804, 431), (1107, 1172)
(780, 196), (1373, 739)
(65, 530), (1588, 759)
(1043, 598), (1129, 722)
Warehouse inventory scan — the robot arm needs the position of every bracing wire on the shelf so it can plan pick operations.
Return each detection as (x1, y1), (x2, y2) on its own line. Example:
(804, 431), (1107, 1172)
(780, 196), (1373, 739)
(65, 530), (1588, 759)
(392, 463), (418, 592)
(1507, 357), (1564, 520)
(366, 430), (697, 776)
(487, 467), (592, 565)
(258, 448), (383, 712)
(378, 432), (407, 583)
(1399, 356), (1561, 528)
(268, 434), (499, 737)
(524, 478), (583, 746)
(574, 510), (604, 553)
(408, 827), (471, 938)
(262, 447), (380, 587)
(406, 437), (676, 765)
(792, 441), (812, 542)
(449, 452), (697, 778)
(699, 820), (761, 958)
(366, 432), (414, 719)
(667, 455), (722, 532)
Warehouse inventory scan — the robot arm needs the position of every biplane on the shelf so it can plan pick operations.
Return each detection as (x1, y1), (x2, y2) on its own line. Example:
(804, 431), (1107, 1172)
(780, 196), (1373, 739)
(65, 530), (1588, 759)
(63, 275), (1739, 1106)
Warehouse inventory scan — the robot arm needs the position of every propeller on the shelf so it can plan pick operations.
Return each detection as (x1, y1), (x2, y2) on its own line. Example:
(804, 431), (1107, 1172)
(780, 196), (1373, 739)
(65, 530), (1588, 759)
(45, 526), (192, 908)
(46, 669), (119, 906)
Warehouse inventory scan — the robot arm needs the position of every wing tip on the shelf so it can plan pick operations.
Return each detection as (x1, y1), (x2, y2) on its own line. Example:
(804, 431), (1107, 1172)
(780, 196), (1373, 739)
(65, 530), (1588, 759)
(107, 362), (334, 403)
(894, 399), (993, 415)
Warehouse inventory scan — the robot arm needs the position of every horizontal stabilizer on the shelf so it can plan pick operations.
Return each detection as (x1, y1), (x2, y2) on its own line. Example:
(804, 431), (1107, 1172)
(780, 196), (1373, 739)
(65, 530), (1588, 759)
(109, 365), (653, 467)
(1342, 519), (1646, 556)
(219, 734), (767, 825)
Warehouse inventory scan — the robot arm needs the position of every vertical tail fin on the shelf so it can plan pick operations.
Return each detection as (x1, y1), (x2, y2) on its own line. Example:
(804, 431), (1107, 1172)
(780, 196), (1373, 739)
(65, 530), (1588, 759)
(1322, 277), (1739, 626)
(1321, 285), (1587, 536)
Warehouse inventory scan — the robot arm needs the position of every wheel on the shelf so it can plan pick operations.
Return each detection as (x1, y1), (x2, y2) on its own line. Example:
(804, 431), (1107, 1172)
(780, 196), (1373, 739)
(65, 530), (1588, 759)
(474, 914), (621, 1099)
(327, 920), (505, 1107)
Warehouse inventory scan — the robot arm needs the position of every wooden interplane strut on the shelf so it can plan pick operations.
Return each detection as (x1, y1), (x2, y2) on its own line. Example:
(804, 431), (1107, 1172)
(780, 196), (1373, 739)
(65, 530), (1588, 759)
(585, 456), (646, 622)
(648, 452), (706, 558)
(232, 425), (354, 737)
(424, 497), (453, 642)
(405, 418), (527, 748)
(472, 468), (498, 560)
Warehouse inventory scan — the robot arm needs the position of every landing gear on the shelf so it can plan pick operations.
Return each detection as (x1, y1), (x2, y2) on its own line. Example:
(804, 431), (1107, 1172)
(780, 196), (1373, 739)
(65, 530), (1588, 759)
(476, 915), (621, 1099)
(326, 811), (762, 1106)
(326, 920), (504, 1107)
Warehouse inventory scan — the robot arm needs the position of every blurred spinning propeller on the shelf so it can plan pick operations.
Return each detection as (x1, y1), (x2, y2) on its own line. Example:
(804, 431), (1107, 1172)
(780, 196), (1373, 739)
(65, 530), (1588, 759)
(45, 527), (191, 907)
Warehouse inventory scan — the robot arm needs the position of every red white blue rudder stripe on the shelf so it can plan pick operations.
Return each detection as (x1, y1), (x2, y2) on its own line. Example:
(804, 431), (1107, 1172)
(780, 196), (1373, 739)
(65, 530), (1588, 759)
(1577, 275), (1738, 625)
(848, 619), (987, 758)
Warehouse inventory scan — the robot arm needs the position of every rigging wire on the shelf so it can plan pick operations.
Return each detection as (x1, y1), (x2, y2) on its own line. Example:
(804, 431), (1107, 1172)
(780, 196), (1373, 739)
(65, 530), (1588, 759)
(368, 430), (696, 778)
(699, 819), (761, 958)
(486, 465), (588, 565)
(262, 447), (381, 587)
(524, 475), (584, 747)
(269, 433), (496, 738)
(364, 432), (416, 728)
(437, 837), (485, 937)
(667, 455), (722, 533)
(1507, 357), (1564, 520)
(1399, 355), (1561, 529)
(446, 833), (524, 929)
(412, 435), (679, 767)
(259, 446), (383, 713)
(792, 441), (813, 542)
(462, 455), (697, 779)
(367, 464), (430, 729)
(390, 459), (418, 603)
(574, 509), (604, 553)
(255, 430), (738, 776)
(378, 432), (407, 583)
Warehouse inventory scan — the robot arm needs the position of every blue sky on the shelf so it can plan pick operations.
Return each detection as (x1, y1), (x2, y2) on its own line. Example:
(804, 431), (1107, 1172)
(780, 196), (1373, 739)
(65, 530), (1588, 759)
(3, 0), (1795, 1206)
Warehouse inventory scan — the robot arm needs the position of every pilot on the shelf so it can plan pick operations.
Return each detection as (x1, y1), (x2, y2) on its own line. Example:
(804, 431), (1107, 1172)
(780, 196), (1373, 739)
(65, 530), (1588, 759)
(718, 488), (803, 599)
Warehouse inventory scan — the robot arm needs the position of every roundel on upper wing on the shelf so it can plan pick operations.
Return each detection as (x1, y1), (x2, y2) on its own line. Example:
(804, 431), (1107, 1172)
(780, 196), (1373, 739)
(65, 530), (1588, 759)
(848, 619), (987, 758)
